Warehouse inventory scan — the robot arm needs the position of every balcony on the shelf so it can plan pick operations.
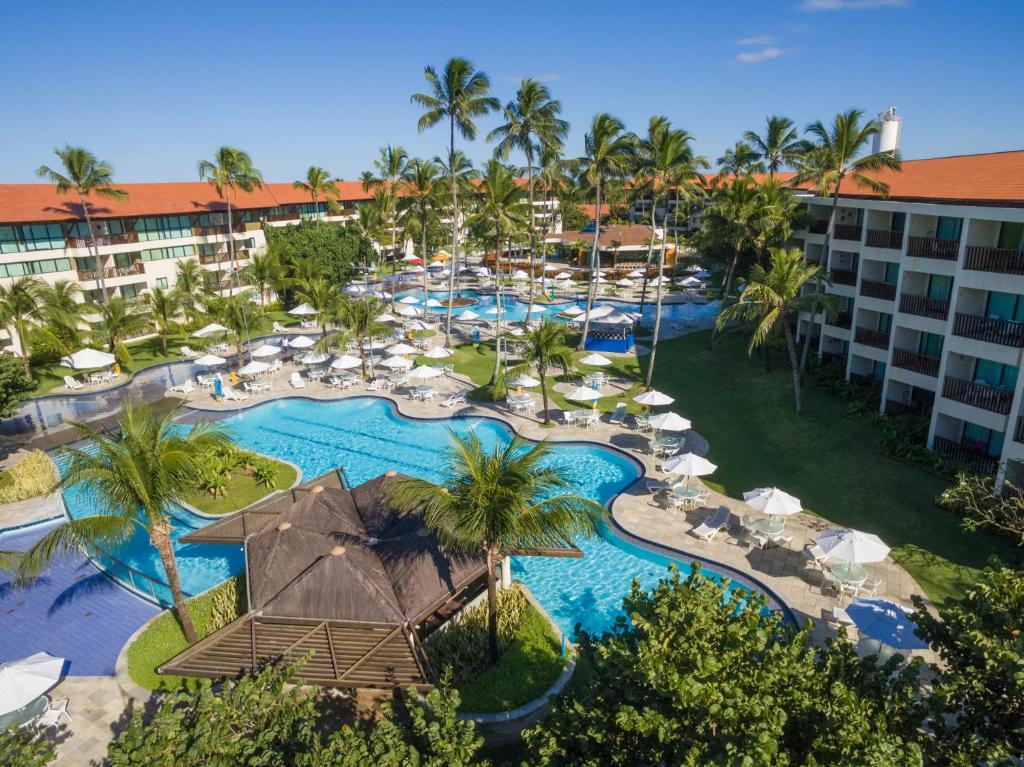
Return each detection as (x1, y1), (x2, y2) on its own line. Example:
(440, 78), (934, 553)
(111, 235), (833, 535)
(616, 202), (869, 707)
(826, 311), (852, 329)
(76, 262), (145, 281)
(952, 312), (1024, 347)
(70, 231), (140, 248)
(854, 327), (890, 349)
(859, 279), (896, 301)
(907, 236), (959, 261)
(932, 436), (999, 475)
(942, 376), (1014, 415)
(865, 229), (904, 249)
(833, 224), (862, 242)
(891, 348), (941, 377)
(808, 220), (829, 235)
(263, 212), (302, 223)
(885, 399), (924, 417)
(831, 268), (857, 286)
(898, 293), (950, 321)
(964, 246), (1024, 276)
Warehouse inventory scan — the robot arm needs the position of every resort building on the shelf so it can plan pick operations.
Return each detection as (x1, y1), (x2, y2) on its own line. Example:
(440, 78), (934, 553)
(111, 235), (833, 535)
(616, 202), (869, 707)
(793, 150), (1024, 480)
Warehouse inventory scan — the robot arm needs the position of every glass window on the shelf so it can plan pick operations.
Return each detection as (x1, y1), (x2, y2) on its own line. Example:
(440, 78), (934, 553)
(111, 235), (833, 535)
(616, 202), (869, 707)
(871, 361), (886, 381)
(985, 291), (1021, 322)
(927, 275), (952, 301)
(919, 333), (943, 358)
(884, 262), (900, 284)
(890, 212), (906, 233)
(936, 216), (963, 242)
(155, 277), (168, 289)
(877, 313), (892, 334)
(134, 215), (192, 242)
(119, 284), (139, 299)
(998, 222), (1024, 251)
(973, 359), (1019, 390)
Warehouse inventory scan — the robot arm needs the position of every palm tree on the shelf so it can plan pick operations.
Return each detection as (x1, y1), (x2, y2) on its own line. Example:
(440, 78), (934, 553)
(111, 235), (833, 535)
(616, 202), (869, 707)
(505, 321), (574, 425)
(37, 280), (88, 353)
(386, 431), (603, 664)
(705, 176), (761, 300)
(0, 277), (42, 375)
(16, 401), (234, 643)
(412, 57), (499, 345)
(792, 109), (902, 374)
(173, 258), (206, 319)
(242, 251), (282, 307)
(292, 166), (339, 222)
(398, 158), (446, 306)
(716, 140), (765, 176)
(354, 195), (390, 294)
(536, 147), (575, 278)
(716, 247), (836, 413)
(296, 278), (341, 337)
(92, 296), (150, 357)
(209, 290), (263, 359)
(489, 79), (569, 322)
(198, 147), (263, 362)
(744, 116), (802, 178)
(320, 296), (391, 378)
(363, 147), (410, 268)
(145, 287), (182, 354)
(36, 146), (128, 305)
(577, 114), (635, 349)
(753, 178), (804, 265)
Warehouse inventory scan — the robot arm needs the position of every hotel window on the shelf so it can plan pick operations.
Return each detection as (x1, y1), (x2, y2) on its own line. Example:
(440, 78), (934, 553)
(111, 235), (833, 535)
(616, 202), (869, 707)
(67, 220), (125, 239)
(918, 333), (943, 359)
(877, 313), (893, 335)
(935, 216), (963, 242)
(119, 284), (140, 299)
(927, 275), (953, 302)
(0, 257), (71, 277)
(998, 222), (1024, 251)
(961, 422), (1005, 458)
(155, 277), (168, 289)
(883, 262), (899, 285)
(871, 361), (886, 382)
(973, 359), (1019, 391)
(0, 223), (66, 253)
(984, 291), (1024, 323)
(139, 245), (195, 262)
(134, 215), (192, 242)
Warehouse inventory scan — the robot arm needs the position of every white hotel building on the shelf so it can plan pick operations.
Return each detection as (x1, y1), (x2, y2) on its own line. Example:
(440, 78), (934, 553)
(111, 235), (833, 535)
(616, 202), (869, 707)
(794, 150), (1024, 480)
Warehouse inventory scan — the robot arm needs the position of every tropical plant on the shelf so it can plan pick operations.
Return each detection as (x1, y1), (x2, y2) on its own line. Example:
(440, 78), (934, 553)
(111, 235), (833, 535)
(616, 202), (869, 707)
(296, 278), (341, 336)
(504, 321), (574, 424)
(91, 296), (151, 356)
(0, 727), (53, 767)
(17, 401), (234, 643)
(172, 258), (207, 320)
(0, 450), (57, 503)
(744, 115), (803, 177)
(263, 219), (369, 290)
(938, 472), (1024, 545)
(36, 279), (88, 352)
(0, 276), (42, 375)
(242, 250), (282, 307)
(0, 354), (35, 419)
(398, 157), (446, 305)
(412, 57), (499, 345)
(701, 175), (760, 301)
(320, 295), (391, 378)
(209, 290), (263, 358)
(716, 247), (836, 413)
(251, 457), (278, 489)
(716, 139), (765, 176)
(36, 145), (128, 304)
(292, 165), (339, 222)
(386, 431), (603, 664)
(144, 287), (182, 354)
(537, 146), (576, 276)
(752, 177), (804, 264)
(363, 146), (410, 267)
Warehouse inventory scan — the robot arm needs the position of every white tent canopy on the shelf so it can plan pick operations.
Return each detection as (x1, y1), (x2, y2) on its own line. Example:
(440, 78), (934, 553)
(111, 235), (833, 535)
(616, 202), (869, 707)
(0, 653), (65, 715)
(330, 354), (363, 370)
(238, 360), (271, 376)
(422, 346), (454, 359)
(287, 335), (315, 349)
(60, 348), (116, 370)
(634, 389), (675, 407)
(287, 303), (317, 316)
(579, 353), (613, 366)
(565, 385), (601, 402)
(192, 322), (229, 338)
(250, 344), (282, 358)
(648, 412), (692, 431)
(816, 529), (891, 563)
(407, 365), (443, 380)
(663, 453), (717, 478)
(743, 487), (803, 517)
(194, 354), (227, 367)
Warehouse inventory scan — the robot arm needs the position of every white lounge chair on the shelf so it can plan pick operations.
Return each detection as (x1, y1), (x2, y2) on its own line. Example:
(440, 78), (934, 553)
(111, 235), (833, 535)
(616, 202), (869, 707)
(290, 372), (305, 389)
(34, 698), (71, 731)
(272, 322), (288, 333)
(168, 379), (194, 394)
(609, 401), (627, 425)
(222, 386), (249, 402)
(63, 375), (84, 391)
(180, 346), (197, 359)
(689, 506), (732, 541)
(442, 389), (468, 408)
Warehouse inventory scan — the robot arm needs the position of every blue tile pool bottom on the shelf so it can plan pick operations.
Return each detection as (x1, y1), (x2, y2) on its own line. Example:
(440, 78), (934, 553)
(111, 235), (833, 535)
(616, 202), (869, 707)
(0, 520), (160, 675)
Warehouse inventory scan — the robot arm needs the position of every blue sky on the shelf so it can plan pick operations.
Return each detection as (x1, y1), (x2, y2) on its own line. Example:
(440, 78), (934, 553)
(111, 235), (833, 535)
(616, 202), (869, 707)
(3, 0), (1021, 183)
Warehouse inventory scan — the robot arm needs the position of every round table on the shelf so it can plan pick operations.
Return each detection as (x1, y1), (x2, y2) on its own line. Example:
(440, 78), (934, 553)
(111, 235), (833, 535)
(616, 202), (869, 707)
(508, 395), (532, 406)
(415, 385), (436, 396)
(672, 484), (702, 499)
(0, 695), (48, 731)
(829, 561), (868, 585)
(656, 436), (681, 448)
(742, 515), (785, 536)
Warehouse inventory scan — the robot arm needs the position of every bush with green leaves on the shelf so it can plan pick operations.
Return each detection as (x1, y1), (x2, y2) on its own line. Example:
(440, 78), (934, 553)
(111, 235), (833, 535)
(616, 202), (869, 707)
(251, 457), (278, 489)
(206, 575), (247, 633)
(0, 450), (58, 503)
(0, 354), (35, 418)
(196, 462), (229, 498)
(938, 471), (1024, 545)
(0, 726), (54, 767)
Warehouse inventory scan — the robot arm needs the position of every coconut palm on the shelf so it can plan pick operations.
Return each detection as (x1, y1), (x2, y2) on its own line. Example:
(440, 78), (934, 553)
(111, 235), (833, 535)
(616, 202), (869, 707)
(91, 296), (150, 358)
(36, 146), (128, 305)
(577, 114), (635, 349)
(17, 400), (234, 643)
(332, 296), (392, 378)
(412, 57), (499, 345)
(536, 147), (575, 278)
(489, 79), (569, 321)
(208, 290), (263, 359)
(173, 258), (206, 319)
(292, 166), (339, 222)
(36, 280), (88, 353)
(793, 109), (902, 373)
(398, 158), (446, 306)
(704, 176), (761, 300)
(386, 431), (602, 664)
(504, 321), (574, 425)
(145, 287), (182, 354)
(753, 178), (805, 265)
(716, 247), (836, 413)
(363, 146), (410, 269)
(354, 195), (389, 294)
(716, 140), (765, 176)
(296, 278), (341, 337)
(0, 277), (43, 375)
(744, 116), (802, 178)
(242, 251), (282, 307)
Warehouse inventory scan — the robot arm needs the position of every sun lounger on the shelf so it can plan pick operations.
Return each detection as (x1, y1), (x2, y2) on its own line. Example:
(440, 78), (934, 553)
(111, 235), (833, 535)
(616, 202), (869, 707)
(272, 322), (288, 333)
(168, 379), (194, 394)
(442, 389), (468, 408)
(290, 372), (305, 389)
(610, 401), (628, 425)
(63, 375), (84, 390)
(180, 346), (197, 359)
(223, 386), (249, 402)
(689, 506), (731, 541)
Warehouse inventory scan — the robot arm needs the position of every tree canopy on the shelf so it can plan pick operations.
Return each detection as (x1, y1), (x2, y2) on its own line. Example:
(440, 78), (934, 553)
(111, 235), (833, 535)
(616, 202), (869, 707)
(0, 354), (35, 418)
(263, 220), (372, 287)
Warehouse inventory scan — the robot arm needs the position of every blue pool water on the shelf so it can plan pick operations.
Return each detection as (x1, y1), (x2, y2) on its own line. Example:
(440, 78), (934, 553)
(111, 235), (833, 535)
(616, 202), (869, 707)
(62, 398), (761, 636)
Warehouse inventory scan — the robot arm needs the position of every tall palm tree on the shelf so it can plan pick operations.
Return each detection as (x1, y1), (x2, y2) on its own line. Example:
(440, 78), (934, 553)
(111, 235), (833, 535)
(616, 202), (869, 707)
(354, 195), (389, 294)
(37, 280), (88, 353)
(36, 146), (128, 305)
(91, 296), (150, 357)
(716, 140), (765, 176)
(296, 278), (341, 337)
(320, 296), (391, 378)
(504, 321), (574, 425)
(536, 147), (575, 279)
(209, 290), (263, 359)
(242, 251), (282, 307)
(363, 146), (410, 269)
(705, 176), (761, 300)
(386, 431), (603, 664)
(16, 401), (234, 643)
(715, 247), (836, 413)
(173, 258), (205, 319)
(753, 178), (804, 265)
(198, 147), (263, 362)
(398, 158), (446, 306)
(0, 277), (43, 375)
(744, 116), (802, 178)
(488, 79), (569, 321)
(412, 57), (499, 345)
(145, 287), (182, 354)
(577, 114), (635, 349)
(792, 109), (902, 374)
(292, 166), (339, 223)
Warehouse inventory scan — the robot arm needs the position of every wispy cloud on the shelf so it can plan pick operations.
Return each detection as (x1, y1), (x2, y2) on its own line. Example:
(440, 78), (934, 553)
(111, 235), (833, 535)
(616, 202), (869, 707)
(799, 0), (908, 11)
(734, 47), (794, 65)
(498, 73), (563, 84)
(735, 35), (776, 46)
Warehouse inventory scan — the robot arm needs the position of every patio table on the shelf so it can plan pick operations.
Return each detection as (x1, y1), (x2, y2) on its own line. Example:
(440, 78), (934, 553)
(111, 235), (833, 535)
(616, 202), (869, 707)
(672, 484), (702, 499)
(0, 695), (48, 731)
(308, 369), (326, 381)
(742, 515), (786, 537)
(414, 385), (435, 398)
(655, 436), (681, 448)
(829, 561), (868, 585)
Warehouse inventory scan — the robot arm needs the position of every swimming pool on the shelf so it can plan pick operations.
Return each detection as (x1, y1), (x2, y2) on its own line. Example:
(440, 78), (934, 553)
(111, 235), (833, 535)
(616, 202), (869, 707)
(61, 398), (773, 636)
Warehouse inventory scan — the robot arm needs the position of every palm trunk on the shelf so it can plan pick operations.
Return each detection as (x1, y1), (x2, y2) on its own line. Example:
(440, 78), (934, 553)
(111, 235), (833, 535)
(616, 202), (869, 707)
(360, 344), (367, 378)
(638, 203), (658, 315)
(444, 120), (458, 346)
(80, 194), (108, 305)
(578, 178), (602, 350)
(16, 321), (31, 377)
(226, 191), (252, 364)
(798, 182), (842, 376)
(421, 213), (429, 309)
(525, 150), (536, 324)
(485, 548), (499, 665)
(784, 321), (803, 414)
(540, 370), (550, 424)
(645, 233), (668, 388)
(150, 521), (198, 644)
(489, 235), (504, 386)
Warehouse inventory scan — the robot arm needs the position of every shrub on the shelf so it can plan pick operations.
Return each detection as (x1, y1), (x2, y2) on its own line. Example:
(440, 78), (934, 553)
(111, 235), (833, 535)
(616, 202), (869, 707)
(251, 457), (278, 488)
(196, 462), (229, 498)
(0, 451), (58, 503)
(207, 575), (247, 632)
(938, 472), (1024, 545)
(0, 726), (54, 767)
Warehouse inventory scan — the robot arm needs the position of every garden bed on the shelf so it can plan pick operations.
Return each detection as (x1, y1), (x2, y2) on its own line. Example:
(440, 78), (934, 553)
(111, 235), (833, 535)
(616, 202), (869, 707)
(179, 449), (297, 516)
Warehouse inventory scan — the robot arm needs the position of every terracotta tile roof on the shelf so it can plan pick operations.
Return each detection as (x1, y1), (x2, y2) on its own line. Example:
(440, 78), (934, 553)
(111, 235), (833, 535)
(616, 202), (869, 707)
(549, 223), (655, 248)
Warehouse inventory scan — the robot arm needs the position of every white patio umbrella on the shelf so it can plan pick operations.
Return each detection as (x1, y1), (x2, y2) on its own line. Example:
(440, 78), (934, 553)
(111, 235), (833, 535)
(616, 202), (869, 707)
(743, 487), (803, 517)
(250, 344), (282, 358)
(579, 353), (612, 366)
(616, 278), (634, 287)
(345, 284), (366, 295)
(396, 305), (422, 317)
(460, 310), (481, 321)
(406, 265), (425, 274)
(298, 351), (330, 365)
(543, 262), (559, 271)
(237, 360), (271, 377)
(634, 389), (675, 407)
(560, 305), (585, 317)
(194, 353), (227, 367)
(287, 335), (315, 349)
(816, 529), (891, 563)
(192, 322), (229, 338)
(648, 276), (668, 287)
(402, 252), (420, 262)
(554, 272), (573, 280)
(387, 342), (420, 356)
(508, 373), (540, 388)
(476, 266), (491, 276)
(565, 385), (601, 406)
(380, 355), (413, 370)
(404, 319), (431, 331)
(588, 305), (616, 319)
(663, 453), (718, 484)
(484, 307), (501, 315)
(627, 269), (646, 278)
(361, 339), (390, 350)
(0, 653), (65, 715)
(377, 313), (400, 323)
(287, 303), (317, 316)
(373, 290), (393, 300)
(399, 296), (420, 304)
(648, 412), (692, 431)
(425, 298), (443, 307)
(60, 348), (116, 370)
(512, 269), (530, 280)
(422, 346), (454, 359)
(407, 364), (442, 380)
(330, 354), (362, 370)
(507, 326), (525, 336)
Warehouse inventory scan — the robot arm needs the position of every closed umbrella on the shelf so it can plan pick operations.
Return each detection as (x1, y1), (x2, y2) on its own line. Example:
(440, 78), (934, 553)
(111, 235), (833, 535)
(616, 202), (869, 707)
(634, 389), (675, 407)
(287, 303), (317, 316)
(743, 487), (802, 517)
(60, 348), (116, 370)
(816, 529), (891, 563)
(238, 360), (271, 377)
(579, 353), (612, 366)
(407, 365), (442, 380)
(648, 412), (692, 432)
(380, 355), (413, 370)
(663, 453), (717, 484)
(194, 354), (227, 367)
(192, 322), (229, 338)
(846, 598), (928, 650)
(330, 354), (362, 370)
(0, 653), (65, 715)
(250, 344), (282, 358)
(422, 346), (454, 359)
(287, 336), (315, 349)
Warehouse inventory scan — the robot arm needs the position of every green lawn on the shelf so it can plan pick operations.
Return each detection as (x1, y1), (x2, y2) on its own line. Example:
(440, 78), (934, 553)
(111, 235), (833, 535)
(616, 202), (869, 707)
(180, 458), (297, 515)
(456, 598), (564, 713)
(645, 331), (1020, 605)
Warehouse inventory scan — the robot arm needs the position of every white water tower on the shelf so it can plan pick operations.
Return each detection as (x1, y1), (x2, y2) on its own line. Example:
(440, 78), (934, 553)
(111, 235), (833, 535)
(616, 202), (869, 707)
(872, 107), (902, 154)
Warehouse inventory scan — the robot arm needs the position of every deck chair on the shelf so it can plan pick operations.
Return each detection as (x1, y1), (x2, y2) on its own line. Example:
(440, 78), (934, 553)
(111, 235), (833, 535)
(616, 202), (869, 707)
(689, 506), (732, 541)
(168, 379), (194, 394)
(609, 401), (628, 425)
(272, 322), (288, 333)
(290, 372), (305, 389)
(179, 346), (197, 359)
(34, 698), (71, 731)
(442, 389), (468, 408)
(223, 386), (249, 402)
(63, 375), (84, 390)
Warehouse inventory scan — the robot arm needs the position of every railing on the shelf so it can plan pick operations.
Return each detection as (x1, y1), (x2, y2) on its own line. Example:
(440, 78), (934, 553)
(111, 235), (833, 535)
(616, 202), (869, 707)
(86, 544), (173, 606)
(831, 268), (857, 286)
(808, 220), (829, 235)
(907, 236), (959, 261)
(826, 311), (852, 329)
(942, 375), (1014, 414)
(1015, 415), (1024, 444)
(263, 212), (302, 223)
(952, 312), (1024, 347)
(833, 224), (862, 242)
(891, 348), (941, 377)
(854, 327), (891, 349)
(899, 293), (950, 321)
(76, 262), (145, 281)
(865, 229), (904, 249)
(964, 246), (1024, 275)
(885, 399), (923, 417)
(932, 435), (999, 475)
(70, 231), (140, 248)
(859, 279), (897, 301)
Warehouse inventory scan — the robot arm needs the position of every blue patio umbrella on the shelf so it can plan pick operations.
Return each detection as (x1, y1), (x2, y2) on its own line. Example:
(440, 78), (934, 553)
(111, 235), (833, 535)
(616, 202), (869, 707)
(846, 598), (928, 650)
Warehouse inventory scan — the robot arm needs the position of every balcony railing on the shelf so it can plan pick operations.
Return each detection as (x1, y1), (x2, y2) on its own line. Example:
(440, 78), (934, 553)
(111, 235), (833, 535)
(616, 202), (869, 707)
(831, 268), (857, 286)
(70, 231), (140, 248)
(808, 220), (829, 235)
(865, 229), (904, 249)
(898, 292), (950, 321)
(826, 311), (852, 329)
(942, 375), (1014, 414)
(833, 224), (862, 242)
(76, 262), (145, 281)
(860, 279), (897, 301)
(891, 348), (941, 377)
(952, 312), (1024, 347)
(932, 436), (999, 475)
(263, 212), (303, 223)
(854, 327), (891, 349)
(907, 236), (959, 261)
(964, 246), (1024, 275)
(885, 399), (924, 417)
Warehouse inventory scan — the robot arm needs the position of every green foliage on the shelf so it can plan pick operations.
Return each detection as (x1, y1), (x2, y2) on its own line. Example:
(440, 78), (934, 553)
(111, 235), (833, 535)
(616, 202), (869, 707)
(559, 201), (589, 231)
(938, 472), (1024, 545)
(911, 565), (1024, 766)
(0, 726), (54, 767)
(206, 576), (247, 634)
(196, 460), (230, 498)
(0, 354), (35, 418)
(0, 450), (58, 503)
(525, 566), (926, 766)
(250, 457), (278, 489)
(263, 220), (372, 286)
